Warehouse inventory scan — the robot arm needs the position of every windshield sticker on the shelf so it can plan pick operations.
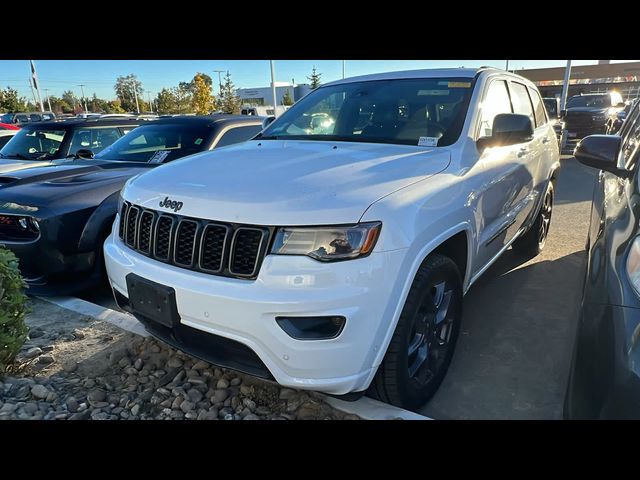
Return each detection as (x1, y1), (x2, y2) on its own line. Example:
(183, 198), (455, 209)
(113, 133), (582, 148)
(448, 81), (471, 88)
(194, 138), (203, 145)
(49, 147), (57, 154)
(418, 136), (439, 147)
(418, 89), (450, 96)
(149, 150), (171, 164)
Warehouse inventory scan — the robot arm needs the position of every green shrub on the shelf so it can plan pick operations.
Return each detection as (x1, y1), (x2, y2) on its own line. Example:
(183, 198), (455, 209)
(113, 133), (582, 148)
(0, 246), (28, 373)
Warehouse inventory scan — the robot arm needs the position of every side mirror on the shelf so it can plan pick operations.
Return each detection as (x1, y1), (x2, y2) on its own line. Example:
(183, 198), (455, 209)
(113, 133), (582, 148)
(492, 113), (533, 145)
(574, 135), (628, 178)
(477, 114), (533, 151)
(616, 102), (626, 108)
(262, 116), (275, 130)
(75, 148), (94, 159)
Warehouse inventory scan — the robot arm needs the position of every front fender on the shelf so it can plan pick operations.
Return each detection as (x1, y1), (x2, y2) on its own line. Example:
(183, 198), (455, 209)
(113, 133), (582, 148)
(77, 191), (120, 252)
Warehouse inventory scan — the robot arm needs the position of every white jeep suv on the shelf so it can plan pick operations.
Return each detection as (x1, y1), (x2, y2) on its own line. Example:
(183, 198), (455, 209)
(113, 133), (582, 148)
(104, 68), (560, 409)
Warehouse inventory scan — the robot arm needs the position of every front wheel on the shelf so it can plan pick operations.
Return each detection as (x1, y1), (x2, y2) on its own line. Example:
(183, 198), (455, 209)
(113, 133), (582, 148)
(512, 181), (554, 258)
(369, 254), (463, 410)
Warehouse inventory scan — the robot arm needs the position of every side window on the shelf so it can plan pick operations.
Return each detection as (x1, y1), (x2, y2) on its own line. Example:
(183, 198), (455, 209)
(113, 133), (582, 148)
(69, 127), (122, 155)
(528, 87), (547, 127)
(214, 125), (262, 149)
(478, 80), (512, 138)
(510, 82), (535, 127)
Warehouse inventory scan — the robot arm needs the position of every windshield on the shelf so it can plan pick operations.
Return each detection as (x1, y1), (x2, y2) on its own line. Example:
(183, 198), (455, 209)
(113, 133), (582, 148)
(94, 124), (210, 163)
(260, 77), (474, 147)
(0, 128), (66, 160)
(566, 95), (610, 109)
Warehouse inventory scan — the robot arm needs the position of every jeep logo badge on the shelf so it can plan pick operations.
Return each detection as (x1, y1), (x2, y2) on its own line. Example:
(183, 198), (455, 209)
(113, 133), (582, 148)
(159, 196), (183, 212)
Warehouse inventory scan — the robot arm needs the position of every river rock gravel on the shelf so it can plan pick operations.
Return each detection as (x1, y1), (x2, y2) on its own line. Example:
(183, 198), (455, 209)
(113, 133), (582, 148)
(0, 299), (359, 420)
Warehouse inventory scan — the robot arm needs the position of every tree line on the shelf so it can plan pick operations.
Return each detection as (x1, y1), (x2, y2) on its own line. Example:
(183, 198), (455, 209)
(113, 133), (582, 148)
(1, 66), (323, 115)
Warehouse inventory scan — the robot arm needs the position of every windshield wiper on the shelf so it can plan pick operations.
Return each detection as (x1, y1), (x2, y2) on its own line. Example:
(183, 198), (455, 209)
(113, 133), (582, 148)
(5, 153), (31, 160)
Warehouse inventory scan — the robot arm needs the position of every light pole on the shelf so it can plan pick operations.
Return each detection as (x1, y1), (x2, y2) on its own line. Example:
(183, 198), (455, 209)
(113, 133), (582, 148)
(147, 91), (153, 113)
(213, 70), (225, 95)
(560, 60), (572, 111)
(78, 84), (88, 112)
(505, 60), (509, 71)
(43, 88), (52, 112)
(270, 60), (278, 118)
(342, 60), (346, 79)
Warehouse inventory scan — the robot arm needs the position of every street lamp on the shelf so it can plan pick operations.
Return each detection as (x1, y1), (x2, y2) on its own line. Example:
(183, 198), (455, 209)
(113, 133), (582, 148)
(213, 70), (225, 95)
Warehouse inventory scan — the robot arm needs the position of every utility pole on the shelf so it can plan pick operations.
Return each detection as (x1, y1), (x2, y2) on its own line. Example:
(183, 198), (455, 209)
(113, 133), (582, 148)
(560, 60), (572, 111)
(147, 91), (153, 113)
(78, 84), (88, 112)
(28, 77), (38, 110)
(342, 60), (346, 79)
(213, 70), (225, 95)
(43, 88), (52, 112)
(132, 85), (140, 114)
(505, 60), (509, 71)
(270, 60), (278, 117)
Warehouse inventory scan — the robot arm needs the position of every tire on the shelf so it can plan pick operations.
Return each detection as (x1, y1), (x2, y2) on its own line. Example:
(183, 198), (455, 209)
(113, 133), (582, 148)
(369, 253), (463, 410)
(512, 181), (554, 258)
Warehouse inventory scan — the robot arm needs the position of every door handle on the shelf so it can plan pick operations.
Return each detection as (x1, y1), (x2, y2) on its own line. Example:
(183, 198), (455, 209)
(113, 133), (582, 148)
(517, 147), (528, 157)
(542, 137), (550, 144)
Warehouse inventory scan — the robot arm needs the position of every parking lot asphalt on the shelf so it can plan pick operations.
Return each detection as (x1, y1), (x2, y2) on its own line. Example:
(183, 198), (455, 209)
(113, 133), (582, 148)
(77, 155), (596, 419)
(420, 155), (596, 419)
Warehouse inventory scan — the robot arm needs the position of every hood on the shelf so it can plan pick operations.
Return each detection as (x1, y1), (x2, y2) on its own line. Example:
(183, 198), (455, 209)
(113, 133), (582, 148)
(566, 107), (609, 114)
(0, 160), (154, 214)
(124, 140), (451, 225)
(0, 159), (53, 174)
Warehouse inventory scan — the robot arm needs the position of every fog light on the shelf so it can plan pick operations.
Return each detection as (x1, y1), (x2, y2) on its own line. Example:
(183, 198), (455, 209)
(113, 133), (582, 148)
(276, 315), (346, 340)
(18, 217), (28, 229)
(30, 218), (39, 231)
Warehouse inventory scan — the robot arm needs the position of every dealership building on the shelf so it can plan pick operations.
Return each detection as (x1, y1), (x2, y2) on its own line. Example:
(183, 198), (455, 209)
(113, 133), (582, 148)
(519, 61), (640, 101)
(237, 82), (312, 107)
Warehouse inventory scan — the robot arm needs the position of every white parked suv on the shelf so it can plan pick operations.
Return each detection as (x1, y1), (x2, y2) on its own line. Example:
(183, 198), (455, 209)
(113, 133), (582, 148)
(104, 68), (560, 409)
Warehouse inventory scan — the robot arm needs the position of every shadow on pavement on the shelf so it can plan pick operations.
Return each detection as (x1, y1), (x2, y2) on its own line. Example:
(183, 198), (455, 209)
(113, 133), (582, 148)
(422, 248), (586, 419)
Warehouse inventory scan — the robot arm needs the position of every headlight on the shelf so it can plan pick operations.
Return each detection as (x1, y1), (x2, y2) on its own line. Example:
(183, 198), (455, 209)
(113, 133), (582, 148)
(626, 237), (640, 295)
(271, 222), (382, 262)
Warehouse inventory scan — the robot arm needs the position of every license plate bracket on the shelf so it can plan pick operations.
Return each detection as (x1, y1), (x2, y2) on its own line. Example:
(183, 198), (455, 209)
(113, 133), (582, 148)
(126, 273), (180, 328)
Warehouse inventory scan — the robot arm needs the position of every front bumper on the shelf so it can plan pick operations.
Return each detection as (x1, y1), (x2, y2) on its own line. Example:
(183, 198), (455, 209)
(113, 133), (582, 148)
(104, 233), (408, 395)
(4, 233), (100, 296)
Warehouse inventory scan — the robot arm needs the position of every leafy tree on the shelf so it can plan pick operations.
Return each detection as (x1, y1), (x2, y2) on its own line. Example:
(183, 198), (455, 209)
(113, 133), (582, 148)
(307, 66), (322, 89)
(218, 71), (241, 114)
(114, 74), (144, 112)
(61, 90), (77, 110)
(191, 73), (215, 114)
(0, 87), (28, 112)
(282, 88), (294, 106)
(173, 84), (193, 114)
(156, 88), (176, 114)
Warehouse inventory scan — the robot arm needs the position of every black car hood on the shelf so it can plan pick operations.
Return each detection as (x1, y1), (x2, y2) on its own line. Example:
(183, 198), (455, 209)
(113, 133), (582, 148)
(0, 160), (155, 215)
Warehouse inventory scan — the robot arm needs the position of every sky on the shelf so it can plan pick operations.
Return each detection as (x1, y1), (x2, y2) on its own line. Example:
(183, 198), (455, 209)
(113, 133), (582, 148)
(1, 60), (638, 102)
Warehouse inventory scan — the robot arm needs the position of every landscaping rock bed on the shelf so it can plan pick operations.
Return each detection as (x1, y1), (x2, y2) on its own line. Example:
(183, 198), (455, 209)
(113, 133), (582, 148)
(0, 299), (359, 420)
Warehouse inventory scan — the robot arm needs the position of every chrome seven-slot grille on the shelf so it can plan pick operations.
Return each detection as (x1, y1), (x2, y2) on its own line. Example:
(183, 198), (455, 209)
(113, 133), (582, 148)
(118, 202), (270, 279)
